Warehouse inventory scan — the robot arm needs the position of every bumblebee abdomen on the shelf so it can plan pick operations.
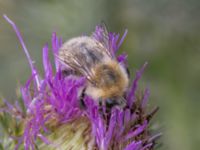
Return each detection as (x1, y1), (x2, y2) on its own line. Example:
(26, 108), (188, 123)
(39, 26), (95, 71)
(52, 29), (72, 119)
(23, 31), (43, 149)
(96, 64), (119, 86)
(91, 60), (129, 99)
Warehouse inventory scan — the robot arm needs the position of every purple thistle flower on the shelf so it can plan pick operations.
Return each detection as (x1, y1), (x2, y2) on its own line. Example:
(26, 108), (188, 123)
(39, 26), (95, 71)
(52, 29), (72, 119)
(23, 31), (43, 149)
(0, 15), (161, 150)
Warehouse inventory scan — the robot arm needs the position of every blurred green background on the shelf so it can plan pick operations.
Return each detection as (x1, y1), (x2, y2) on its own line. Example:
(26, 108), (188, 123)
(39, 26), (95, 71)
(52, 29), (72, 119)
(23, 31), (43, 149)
(0, 0), (200, 149)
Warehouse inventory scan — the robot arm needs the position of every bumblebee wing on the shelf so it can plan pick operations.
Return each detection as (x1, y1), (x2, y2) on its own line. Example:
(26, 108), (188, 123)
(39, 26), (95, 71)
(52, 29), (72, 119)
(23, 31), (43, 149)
(92, 23), (114, 58)
(56, 51), (94, 83)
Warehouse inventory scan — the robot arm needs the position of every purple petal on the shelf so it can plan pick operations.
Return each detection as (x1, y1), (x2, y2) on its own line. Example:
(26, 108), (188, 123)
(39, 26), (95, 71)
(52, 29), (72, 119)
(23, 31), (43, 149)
(141, 143), (153, 150)
(116, 110), (125, 139)
(124, 141), (142, 150)
(37, 134), (51, 145)
(20, 87), (31, 108)
(109, 33), (120, 53)
(117, 53), (128, 64)
(117, 29), (128, 50)
(148, 133), (163, 143)
(43, 44), (53, 78)
(3, 15), (40, 89)
(3, 99), (14, 111)
(127, 62), (148, 107)
(105, 109), (117, 147)
(124, 109), (131, 125)
(141, 88), (150, 109)
(124, 120), (147, 141)
(52, 32), (61, 71)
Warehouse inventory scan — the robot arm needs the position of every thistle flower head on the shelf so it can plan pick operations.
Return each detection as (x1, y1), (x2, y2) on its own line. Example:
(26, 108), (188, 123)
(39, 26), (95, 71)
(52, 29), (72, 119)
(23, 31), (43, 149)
(0, 15), (161, 150)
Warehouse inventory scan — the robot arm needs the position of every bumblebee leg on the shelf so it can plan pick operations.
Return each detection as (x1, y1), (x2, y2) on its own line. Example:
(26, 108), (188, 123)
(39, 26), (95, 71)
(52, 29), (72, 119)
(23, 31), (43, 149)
(99, 99), (108, 119)
(99, 99), (102, 107)
(98, 99), (103, 113)
(105, 100), (112, 115)
(105, 99), (114, 111)
(79, 88), (86, 109)
(98, 99), (106, 114)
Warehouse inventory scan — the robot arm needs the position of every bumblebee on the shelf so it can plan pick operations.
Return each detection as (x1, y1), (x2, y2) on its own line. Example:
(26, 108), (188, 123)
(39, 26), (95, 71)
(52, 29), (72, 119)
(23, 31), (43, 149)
(58, 26), (129, 107)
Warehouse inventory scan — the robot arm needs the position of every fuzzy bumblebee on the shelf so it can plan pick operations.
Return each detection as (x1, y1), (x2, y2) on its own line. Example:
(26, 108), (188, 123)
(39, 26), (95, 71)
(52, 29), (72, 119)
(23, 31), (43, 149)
(58, 26), (129, 107)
